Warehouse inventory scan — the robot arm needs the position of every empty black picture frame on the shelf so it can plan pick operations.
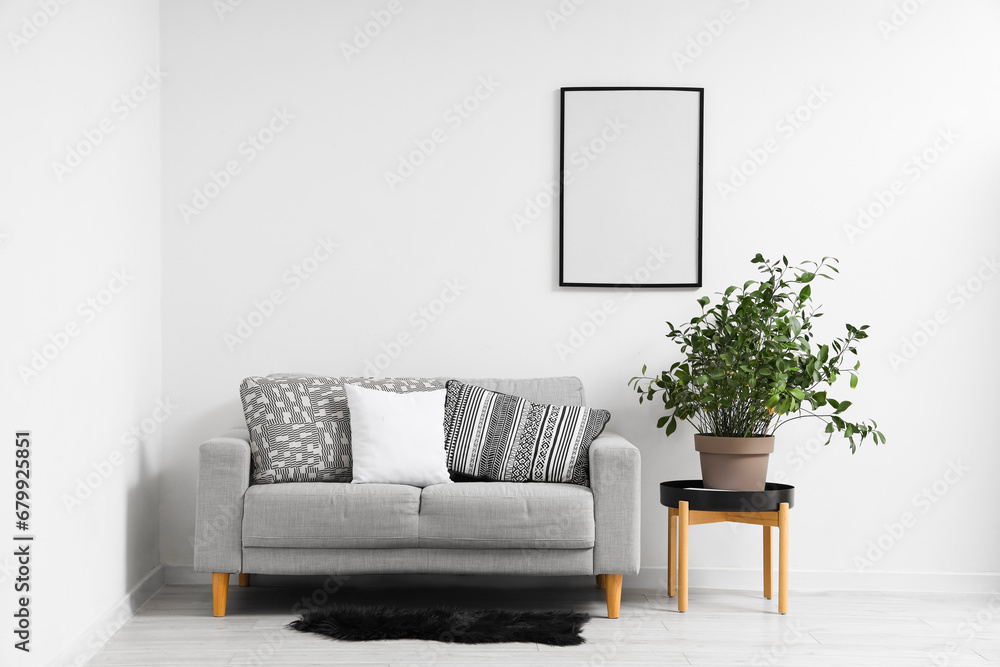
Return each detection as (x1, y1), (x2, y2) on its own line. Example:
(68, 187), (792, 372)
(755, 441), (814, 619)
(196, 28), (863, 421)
(559, 87), (704, 288)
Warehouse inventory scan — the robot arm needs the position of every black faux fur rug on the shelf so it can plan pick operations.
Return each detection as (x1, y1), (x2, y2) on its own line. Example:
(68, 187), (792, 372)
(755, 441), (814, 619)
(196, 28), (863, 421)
(289, 604), (590, 646)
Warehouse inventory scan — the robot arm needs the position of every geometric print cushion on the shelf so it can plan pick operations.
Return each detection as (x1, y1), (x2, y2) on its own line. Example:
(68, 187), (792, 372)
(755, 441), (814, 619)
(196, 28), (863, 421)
(443, 379), (611, 486)
(239, 374), (445, 484)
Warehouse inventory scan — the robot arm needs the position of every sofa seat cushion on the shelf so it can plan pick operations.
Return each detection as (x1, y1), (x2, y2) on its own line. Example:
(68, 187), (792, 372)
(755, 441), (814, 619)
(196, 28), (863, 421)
(418, 482), (595, 549)
(243, 482), (420, 548)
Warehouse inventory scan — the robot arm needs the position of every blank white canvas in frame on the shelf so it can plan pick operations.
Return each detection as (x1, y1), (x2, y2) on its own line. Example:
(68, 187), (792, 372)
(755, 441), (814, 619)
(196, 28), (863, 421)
(560, 88), (703, 287)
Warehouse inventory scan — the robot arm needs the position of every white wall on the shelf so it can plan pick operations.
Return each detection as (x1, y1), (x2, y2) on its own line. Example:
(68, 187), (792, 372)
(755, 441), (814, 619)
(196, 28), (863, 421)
(148, 0), (998, 591)
(0, 0), (162, 664)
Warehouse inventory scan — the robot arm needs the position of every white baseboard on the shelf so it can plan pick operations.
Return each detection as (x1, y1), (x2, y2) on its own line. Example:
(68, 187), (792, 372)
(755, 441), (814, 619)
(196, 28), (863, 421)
(48, 564), (164, 667)
(627, 565), (1000, 593)
(163, 564), (999, 594)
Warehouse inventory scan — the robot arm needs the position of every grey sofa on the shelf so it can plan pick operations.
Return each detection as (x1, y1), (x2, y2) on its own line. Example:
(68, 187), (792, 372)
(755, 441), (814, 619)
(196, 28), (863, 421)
(193, 377), (640, 618)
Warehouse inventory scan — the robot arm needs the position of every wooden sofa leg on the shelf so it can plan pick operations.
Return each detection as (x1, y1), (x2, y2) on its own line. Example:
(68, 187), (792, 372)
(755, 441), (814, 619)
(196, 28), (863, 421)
(597, 574), (607, 589)
(238, 573), (250, 587)
(605, 574), (623, 619)
(212, 573), (230, 617)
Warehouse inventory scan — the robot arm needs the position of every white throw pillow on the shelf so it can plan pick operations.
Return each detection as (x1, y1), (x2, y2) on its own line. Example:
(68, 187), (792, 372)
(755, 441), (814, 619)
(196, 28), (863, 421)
(345, 383), (452, 487)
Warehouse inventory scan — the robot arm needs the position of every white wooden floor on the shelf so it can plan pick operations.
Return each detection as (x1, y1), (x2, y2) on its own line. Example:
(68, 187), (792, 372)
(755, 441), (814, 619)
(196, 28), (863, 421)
(87, 578), (999, 666)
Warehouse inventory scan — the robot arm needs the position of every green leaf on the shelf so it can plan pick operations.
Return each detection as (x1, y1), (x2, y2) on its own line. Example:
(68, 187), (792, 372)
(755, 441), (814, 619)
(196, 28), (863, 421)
(798, 272), (815, 283)
(641, 364), (647, 375)
(789, 388), (805, 400)
(697, 296), (711, 308)
(850, 373), (859, 389)
(657, 416), (670, 429)
(724, 285), (737, 297)
(664, 416), (678, 436)
(799, 284), (811, 301)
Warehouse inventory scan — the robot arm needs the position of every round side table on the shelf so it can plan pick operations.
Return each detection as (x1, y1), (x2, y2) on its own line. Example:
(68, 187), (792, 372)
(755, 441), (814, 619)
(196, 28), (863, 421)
(659, 480), (795, 614)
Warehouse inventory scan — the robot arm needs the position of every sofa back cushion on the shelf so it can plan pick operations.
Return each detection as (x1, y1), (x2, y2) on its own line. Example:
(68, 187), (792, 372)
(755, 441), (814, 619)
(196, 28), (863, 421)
(240, 375), (444, 484)
(458, 377), (586, 407)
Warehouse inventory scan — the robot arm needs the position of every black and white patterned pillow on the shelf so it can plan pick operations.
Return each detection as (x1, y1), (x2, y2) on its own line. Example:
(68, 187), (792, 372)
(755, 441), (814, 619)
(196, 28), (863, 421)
(239, 375), (445, 484)
(443, 380), (610, 486)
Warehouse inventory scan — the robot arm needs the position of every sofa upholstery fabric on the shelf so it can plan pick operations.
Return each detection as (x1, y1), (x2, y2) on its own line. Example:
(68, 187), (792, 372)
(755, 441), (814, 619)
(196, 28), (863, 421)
(243, 482), (421, 549)
(418, 481), (595, 549)
(242, 546), (596, 576)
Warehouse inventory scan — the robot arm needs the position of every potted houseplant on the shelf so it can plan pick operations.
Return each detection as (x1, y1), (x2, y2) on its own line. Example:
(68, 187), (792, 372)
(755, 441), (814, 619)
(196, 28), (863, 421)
(629, 254), (885, 491)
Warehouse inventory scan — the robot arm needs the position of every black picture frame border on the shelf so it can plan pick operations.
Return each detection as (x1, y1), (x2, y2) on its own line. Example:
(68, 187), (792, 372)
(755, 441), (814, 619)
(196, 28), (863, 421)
(558, 86), (705, 289)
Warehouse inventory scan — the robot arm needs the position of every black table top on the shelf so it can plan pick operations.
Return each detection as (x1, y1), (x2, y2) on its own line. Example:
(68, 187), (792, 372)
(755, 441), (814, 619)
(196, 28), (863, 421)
(659, 480), (795, 512)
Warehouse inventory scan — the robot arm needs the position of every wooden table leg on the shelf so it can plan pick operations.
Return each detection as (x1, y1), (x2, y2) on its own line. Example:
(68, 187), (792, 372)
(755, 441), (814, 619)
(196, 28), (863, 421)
(668, 507), (677, 597)
(678, 500), (689, 613)
(763, 525), (773, 600)
(778, 502), (789, 614)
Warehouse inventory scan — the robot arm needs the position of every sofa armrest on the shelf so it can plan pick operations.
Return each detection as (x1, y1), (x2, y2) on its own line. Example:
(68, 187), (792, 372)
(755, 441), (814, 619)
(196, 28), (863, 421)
(589, 431), (641, 575)
(193, 428), (251, 574)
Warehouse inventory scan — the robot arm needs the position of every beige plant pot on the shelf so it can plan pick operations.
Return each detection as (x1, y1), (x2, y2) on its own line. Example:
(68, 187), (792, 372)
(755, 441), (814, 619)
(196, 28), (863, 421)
(694, 434), (775, 491)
